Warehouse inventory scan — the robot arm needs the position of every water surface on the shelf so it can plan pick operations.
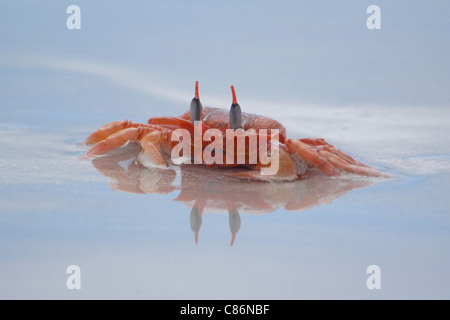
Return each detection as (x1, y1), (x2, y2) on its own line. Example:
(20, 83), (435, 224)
(0, 1), (449, 299)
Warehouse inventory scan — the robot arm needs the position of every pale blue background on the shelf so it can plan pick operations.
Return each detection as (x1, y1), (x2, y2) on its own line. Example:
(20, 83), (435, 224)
(0, 1), (449, 299)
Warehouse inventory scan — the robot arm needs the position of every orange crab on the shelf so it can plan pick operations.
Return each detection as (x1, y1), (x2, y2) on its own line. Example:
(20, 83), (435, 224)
(84, 82), (387, 180)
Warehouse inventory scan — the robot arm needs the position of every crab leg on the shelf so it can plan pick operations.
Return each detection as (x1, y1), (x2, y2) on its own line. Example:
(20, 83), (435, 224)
(86, 127), (148, 157)
(84, 119), (143, 146)
(287, 138), (387, 177)
(318, 149), (388, 177)
(286, 139), (340, 177)
(299, 138), (369, 168)
(84, 117), (193, 145)
(304, 138), (388, 176)
(147, 117), (198, 132)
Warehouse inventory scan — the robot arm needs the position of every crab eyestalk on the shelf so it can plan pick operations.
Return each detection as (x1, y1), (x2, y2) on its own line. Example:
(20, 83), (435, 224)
(230, 85), (243, 130)
(190, 81), (203, 124)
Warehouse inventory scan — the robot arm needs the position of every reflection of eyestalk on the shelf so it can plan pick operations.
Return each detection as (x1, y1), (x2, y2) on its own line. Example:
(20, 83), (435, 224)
(228, 209), (241, 246)
(190, 205), (202, 244)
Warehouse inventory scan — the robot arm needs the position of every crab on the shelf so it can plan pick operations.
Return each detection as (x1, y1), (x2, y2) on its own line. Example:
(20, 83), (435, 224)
(88, 145), (376, 246)
(84, 82), (387, 181)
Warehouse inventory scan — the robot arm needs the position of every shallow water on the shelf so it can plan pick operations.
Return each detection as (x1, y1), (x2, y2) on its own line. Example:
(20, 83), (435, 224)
(1, 1), (449, 299)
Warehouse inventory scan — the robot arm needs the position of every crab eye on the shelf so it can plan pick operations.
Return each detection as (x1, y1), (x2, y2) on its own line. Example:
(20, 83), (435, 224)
(230, 85), (242, 130)
(190, 81), (203, 124)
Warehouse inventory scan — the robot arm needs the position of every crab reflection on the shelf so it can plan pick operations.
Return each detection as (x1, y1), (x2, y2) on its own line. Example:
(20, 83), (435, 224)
(90, 144), (375, 246)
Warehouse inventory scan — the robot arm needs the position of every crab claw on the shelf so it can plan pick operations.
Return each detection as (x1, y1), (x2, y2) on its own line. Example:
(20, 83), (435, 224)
(190, 81), (203, 124)
(229, 85), (242, 130)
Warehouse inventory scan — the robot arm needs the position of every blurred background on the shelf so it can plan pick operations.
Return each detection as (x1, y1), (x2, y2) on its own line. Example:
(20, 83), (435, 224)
(0, 0), (449, 299)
